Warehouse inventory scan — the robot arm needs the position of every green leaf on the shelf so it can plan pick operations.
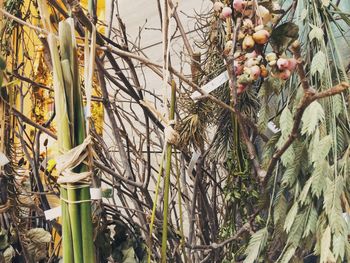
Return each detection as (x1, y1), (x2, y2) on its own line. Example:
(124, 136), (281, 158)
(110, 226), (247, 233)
(281, 146), (295, 167)
(287, 210), (307, 247)
(274, 194), (288, 225)
(281, 163), (299, 188)
(0, 56), (5, 70)
(3, 245), (15, 263)
(26, 228), (51, 243)
(320, 226), (336, 263)
(322, 0), (330, 7)
(333, 233), (346, 261)
(284, 202), (299, 233)
(280, 107), (293, 137)
(309, 24), (324, 42)
(311, 51), (326, 76)
(26, 228), (52, 262)
(258, 103), (270, 132)
(277, 107), (294, 161)
(332, 94), (343, 117)
(336, 126), (348, 153)
(345, 242), (350, 262)
(300, 9), (308, 21)
(0, 229), (8, 250)
(299, 178), (312, 205)
(122, 247), (137, 263)
(309, 128), (320, 162)
(280, 246), (296, 263)
(324, 177), (347, 234)
(262, 133), (280, 168)
(243, 228), (268, 263)
(270, 22), (299, 54)
(293, 86), (304, 112)
(301, 101), (325, 136)
(311, 160), (329, 198)
(311, 135), (332, 163)
(102, 188), (113, 198)
(303, 205), (318, 238)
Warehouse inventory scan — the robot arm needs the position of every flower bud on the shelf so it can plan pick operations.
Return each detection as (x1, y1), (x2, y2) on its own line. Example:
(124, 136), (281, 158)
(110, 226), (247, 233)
(237, 73), (251, 85)
(237, 83), (247, 95)
(243, 18), (254, 29)
(250, 65), (261, 80)
(268, 60), (277, 66)
(221, 7), (232, 18)
(266, 52), (277, 62)
(257, 5), (270, 18)
(279, 69), (291, 80)
(256, 5), (271, 23)
(245, 51), (257, 59)
(242, 35), (255, 50)
(245, 58), (258, 68)
(260, 65), (269, 78)
(277, 58), (289, 70)
(254, 25), (264, 32)
(233, 0), (244, 12)
(252, 29), (270, 44)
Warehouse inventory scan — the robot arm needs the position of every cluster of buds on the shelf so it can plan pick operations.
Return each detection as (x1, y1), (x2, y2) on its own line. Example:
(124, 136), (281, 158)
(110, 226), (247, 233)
(234, 51), (269, 94)
(213, 0), (298, 95)
(266, 53), (298, 80)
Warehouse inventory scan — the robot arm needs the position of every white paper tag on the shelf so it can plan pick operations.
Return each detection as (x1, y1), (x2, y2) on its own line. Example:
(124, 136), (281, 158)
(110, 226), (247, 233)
(45, 206), (62, 220)
(256, 112), (280, 134)
(187, 151), (201, 177)
(191, 71), (229, 100)
(90, 188), (102, 200)
(267, 121), (280, 134)
(0, 152), (9, 166)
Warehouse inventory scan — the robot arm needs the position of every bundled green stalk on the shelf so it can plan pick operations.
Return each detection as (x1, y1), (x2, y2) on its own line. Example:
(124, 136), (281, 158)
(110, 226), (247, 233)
(161, 80), (176, 262)
(47, 19), (94, 263)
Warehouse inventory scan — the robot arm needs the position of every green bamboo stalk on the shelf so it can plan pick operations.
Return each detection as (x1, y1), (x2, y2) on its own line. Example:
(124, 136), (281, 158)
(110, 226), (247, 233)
(174, 152), (187, 263)
(59, 21), (75, 147)
(161, 80), (176, 263)
(80, 186), (94, 263)
(49, 18), (95, 263)
(47, 34), (71, 152)
(61, 188), (74, 263)
(147, 152), (165, 263)
(69, 17), (95, 262)
(59, 22), (84, 263)
(67, 190), (83, 263)
(47, 34), (74, 263)
(40, 1), (94, 260)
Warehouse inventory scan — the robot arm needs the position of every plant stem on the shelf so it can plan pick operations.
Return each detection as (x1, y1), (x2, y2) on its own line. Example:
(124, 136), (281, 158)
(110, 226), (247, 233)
(80, 185), (95, 263)
(161, 80), (176, 262)
(175, 152), (188, 263)
(61, 188), (74, 263)
(147, 148), (165, 263)
(67, 188), (83, 263)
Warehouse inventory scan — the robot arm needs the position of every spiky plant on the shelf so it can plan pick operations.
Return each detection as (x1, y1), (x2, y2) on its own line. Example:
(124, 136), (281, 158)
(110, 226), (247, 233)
(244, 1), (350, 262)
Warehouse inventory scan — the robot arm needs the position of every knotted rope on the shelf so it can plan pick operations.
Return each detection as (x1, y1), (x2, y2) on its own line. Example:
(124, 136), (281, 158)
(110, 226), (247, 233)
(56, 135), (93, 186)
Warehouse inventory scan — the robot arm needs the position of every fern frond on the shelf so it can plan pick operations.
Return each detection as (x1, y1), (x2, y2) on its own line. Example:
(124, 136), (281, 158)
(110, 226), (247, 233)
(243, 228), (268, 263)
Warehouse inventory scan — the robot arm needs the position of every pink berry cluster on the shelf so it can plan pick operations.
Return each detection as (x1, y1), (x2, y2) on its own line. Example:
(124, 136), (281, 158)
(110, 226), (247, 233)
(213, 0), (298, 95)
